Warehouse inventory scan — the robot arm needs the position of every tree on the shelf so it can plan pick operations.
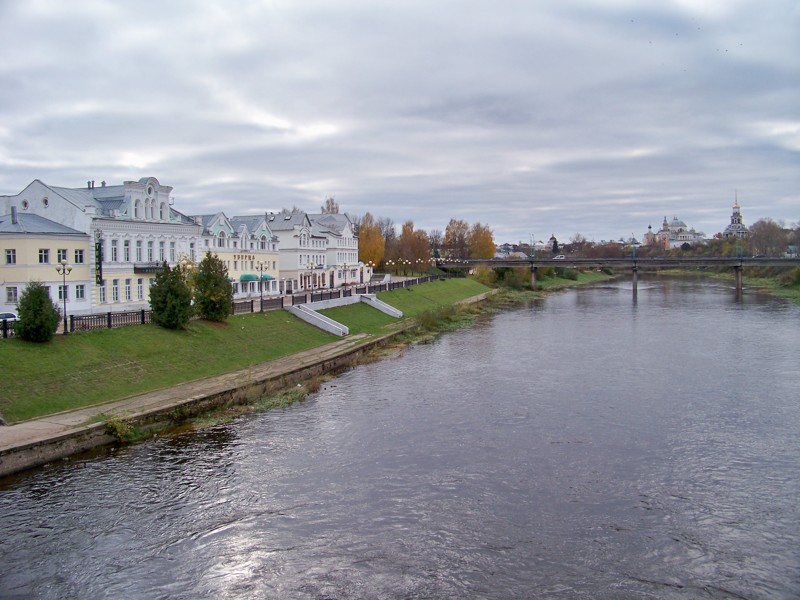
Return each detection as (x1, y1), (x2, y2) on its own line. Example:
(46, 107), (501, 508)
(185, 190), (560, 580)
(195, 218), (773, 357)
(467, 222), (496, 258)
(358, 212), (385, 266)
(552, 238), (559, 254)
(194, 253), (233, 321)
(15, 281), (60, 342)
(149, 262), (193, 329)
(395, 220), (431, 272)
(428, 228), (443, 258)
(443, 218), (470, 258)
(749, 218), (788, 256)
(321, 196), (339, 214)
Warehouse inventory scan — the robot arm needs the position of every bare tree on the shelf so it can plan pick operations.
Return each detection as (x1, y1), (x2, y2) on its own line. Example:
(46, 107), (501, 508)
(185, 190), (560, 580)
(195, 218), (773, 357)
(321, 197), (339, 214)
(377, 216), (396, 243)
(749, 218), (788, 256)
(428, 228), (443, 257)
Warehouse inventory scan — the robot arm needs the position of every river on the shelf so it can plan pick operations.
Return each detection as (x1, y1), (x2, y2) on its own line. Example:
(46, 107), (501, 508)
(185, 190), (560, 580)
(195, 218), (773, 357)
(1, 276), (799, 599)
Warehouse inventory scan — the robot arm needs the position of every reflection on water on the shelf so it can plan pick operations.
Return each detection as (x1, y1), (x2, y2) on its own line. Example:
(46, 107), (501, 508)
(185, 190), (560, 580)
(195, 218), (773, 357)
(1, 277), (799, 599)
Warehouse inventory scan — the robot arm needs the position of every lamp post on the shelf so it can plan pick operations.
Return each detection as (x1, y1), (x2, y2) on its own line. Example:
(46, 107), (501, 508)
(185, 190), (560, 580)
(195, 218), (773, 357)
(55, 258), (72, 334)
(342, 263), (348, 287)
(255, 261), (266, 312)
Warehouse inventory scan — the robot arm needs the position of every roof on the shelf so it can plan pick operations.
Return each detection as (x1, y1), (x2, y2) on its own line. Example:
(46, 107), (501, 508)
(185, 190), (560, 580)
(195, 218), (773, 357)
(0, 212), (86, 235)
(268, 210), (309, 231)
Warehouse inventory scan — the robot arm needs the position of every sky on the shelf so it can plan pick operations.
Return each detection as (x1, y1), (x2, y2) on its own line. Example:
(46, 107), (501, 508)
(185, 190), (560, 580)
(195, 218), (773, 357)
(1, 0), (798, 245)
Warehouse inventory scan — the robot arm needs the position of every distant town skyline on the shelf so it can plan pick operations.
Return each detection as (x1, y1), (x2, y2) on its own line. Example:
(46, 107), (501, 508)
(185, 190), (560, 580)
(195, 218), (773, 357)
(1, 1), (797, 244)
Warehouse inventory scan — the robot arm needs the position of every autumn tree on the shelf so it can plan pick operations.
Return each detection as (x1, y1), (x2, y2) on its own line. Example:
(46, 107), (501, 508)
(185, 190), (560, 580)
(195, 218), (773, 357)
(468, 222), (496, 258)
(321, 196), (339, 214)
(358, 212), (385, 266)
(749, 218), (788, 256)
(443, 218), (470, 258)
(395, 221), (432, 273)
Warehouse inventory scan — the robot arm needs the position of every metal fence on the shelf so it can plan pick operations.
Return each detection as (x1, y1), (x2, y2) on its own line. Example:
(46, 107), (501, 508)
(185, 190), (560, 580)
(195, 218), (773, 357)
(2, 275), (449, 337)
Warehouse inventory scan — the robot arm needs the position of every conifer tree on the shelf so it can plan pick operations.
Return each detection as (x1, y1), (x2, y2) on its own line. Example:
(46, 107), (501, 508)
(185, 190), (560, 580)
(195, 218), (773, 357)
(194, 252), (233, 322)
(149, 262), (193, 329)
(15, 281), (60, 342)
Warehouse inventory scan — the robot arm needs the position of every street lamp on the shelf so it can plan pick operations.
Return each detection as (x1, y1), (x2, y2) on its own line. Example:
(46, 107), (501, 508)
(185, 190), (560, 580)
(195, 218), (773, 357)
(55, 258), (72, 334)
(255, 261), (266, 312)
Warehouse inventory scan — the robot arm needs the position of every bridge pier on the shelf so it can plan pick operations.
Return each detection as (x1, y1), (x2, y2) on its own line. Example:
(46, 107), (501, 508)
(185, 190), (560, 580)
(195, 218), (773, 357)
(734, 265), (743, 296)
(530, 266), (538, 291)
(632, 265), (638, 299)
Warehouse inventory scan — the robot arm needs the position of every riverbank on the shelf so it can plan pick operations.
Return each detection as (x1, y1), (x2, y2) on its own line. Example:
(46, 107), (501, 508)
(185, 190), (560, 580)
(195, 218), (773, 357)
(0, 273), (606, 477)
(654, 267), (800, 304)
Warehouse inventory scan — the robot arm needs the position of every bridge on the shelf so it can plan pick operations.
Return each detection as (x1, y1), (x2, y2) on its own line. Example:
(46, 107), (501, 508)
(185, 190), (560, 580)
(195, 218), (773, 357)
(438, 256), (800, 296)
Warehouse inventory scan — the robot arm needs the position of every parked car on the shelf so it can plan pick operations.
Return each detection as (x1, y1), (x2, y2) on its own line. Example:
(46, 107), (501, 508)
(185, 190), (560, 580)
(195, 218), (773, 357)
(0, 311), (19, 322)
(553, 255), (566, 260)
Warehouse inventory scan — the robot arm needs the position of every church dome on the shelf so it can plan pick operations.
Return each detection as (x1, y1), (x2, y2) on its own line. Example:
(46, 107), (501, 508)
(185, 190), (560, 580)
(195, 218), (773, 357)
(670, 217), (687, 230)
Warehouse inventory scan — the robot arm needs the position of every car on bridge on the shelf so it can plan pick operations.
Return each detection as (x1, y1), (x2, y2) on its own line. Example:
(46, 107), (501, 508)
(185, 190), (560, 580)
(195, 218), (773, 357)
(553, 255), (566, 260)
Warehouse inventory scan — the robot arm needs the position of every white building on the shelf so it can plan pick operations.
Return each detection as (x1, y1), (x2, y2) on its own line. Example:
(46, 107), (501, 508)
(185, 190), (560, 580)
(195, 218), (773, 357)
(1, 177), (202, 315)
(268, 210), (371, 292)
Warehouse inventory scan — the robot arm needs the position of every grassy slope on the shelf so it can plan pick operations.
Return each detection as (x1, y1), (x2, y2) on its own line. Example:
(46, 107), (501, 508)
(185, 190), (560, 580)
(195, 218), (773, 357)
(0, 278), (489, 423)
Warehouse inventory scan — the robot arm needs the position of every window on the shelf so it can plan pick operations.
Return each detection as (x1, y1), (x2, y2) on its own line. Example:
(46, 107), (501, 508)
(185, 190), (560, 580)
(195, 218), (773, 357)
(6, 287), (17, 303)
(169, 242), (176, 262)
(39, 248), (50, 264)
(75, 284), (85, 300)
(217, 232), (225, 248)
(99, 285), (106, 303)
(5, 249), (15, 264)
(58, 249), (68, 263)
(160, 203), (167, 221)
(190, 243), (195, 262)
(134, 200), (141, 219)
(233, 260), (238, 271)
(111, 239), (118, 262)
(58, 285), (68, 301)
(147, 241), (153, 261)
(159, 241), (165, 262)
(112, 279), (119, 302)
(123, 240), (130, 262)
(125, 278), (131, 301)
(136, 240), (143, 262)
(137, 278), (143, 300)
(74, 249), (84, 264)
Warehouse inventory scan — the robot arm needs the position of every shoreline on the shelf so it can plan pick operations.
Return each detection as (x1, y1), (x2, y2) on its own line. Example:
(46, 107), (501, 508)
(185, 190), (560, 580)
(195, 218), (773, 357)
(0, 290), (498, 479)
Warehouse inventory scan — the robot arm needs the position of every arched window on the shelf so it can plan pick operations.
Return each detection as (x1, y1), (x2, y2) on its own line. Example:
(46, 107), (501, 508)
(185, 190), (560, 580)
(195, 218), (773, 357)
(217, 232), (226, 248)
(134, 200), (142, 219)
(160, 203), (167, 221)
(260, 235), (267, 250)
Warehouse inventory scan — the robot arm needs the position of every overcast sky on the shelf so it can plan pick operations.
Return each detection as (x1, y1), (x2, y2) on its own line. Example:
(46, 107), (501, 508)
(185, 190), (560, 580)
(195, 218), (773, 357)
(1, 0), (797, 244)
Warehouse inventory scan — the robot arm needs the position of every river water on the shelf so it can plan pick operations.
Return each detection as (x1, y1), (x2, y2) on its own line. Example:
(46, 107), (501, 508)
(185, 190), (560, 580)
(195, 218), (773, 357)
(1, 277), (799, 599)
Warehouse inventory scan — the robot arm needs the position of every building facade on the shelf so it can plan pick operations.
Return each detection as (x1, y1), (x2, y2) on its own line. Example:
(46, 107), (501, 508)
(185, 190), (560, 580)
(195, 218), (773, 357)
(1, 177), (370, 316)
(722, 195), (750, 239)
(643, 216), (706, 250)
(1, 177), (203, 315)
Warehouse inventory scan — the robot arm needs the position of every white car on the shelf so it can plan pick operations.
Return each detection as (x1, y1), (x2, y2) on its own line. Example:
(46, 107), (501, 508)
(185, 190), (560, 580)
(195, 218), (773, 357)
(0, 311), (19, 321)
(553, 255), (566, 260)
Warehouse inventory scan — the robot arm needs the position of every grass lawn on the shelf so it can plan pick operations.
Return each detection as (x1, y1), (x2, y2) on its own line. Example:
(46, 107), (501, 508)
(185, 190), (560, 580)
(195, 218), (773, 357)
(0, 278), (490, 423)
(536, 269), (612, 290)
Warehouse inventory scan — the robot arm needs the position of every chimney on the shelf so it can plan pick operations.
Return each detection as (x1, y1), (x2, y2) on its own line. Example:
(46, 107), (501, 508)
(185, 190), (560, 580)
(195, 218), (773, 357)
(11, 205), (17, 225)
(101, 181), (106, 187)
(91, 180), (95, 189)
(88, 181), (91, 189)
